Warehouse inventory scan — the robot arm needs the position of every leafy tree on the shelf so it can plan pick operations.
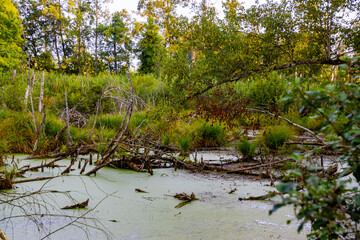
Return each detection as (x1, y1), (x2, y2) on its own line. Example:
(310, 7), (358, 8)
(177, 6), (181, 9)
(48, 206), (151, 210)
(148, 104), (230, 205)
(138, 16), (165, 74)
(164, 0), (359, 100)
(0, 0), (23, 71)
(98, 10), (132, 73)
(137, 0), (190, 45)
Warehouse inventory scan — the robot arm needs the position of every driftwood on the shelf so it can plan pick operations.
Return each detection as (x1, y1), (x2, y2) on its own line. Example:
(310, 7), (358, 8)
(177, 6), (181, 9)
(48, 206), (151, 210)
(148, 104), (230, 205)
(61, 199), (89, 210)
(86, 69), (135, 175)
(13, 176), (57, 184)
(173, 192), (197, 208)
(228, 188), (237, 194)
(79, 159), (88, 174)
(238, 191), (278, 201)
(49, 125), (67, 148)
(28, 144), (97, 160)
(135, 188), (148, 193)
(0, 230), (9, 240)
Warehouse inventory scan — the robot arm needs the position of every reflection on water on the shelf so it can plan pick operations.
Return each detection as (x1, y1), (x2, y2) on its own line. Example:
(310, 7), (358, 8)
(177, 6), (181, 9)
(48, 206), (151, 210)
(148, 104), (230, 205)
(0, 155), (308, 240)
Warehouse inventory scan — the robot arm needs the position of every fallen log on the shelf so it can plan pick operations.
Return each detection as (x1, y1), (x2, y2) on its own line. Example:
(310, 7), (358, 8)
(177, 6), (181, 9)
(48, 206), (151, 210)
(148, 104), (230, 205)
(62, 199), (89, 210)
(238, 191), (278, 201)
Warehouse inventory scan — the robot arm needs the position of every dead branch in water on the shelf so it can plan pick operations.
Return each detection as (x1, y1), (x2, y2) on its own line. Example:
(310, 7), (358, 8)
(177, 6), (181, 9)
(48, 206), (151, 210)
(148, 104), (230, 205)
(13, 176), (57, 184)
(62, 199), (89, 210)
(238, 191), (278, 201)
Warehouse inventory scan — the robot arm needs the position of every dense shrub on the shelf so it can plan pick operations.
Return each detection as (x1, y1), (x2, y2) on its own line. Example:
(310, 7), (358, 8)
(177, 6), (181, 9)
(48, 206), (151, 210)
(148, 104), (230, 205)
(247, 72), (288, 109)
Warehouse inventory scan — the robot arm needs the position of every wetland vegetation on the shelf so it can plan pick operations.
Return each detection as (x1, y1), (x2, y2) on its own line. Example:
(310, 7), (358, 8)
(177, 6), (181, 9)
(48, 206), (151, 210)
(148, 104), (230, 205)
(0, 0), (360, 239)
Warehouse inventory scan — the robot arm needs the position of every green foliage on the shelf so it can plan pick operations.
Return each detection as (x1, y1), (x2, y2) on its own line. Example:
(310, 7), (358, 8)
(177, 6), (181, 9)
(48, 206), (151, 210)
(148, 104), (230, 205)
(131, 74), (169, 106)
(127, 111), (147, 131)
(247, 73), (288, 108)
(262, 125), (292, 150)
(236, 138), (257, 160)
(0, 111), (34, 153)
(177, 135), (191, 153)
(44, 116), (66, 139)
(272, 56), (360, 239)
(0, 84), (25, 111)
(138, 16), (165, 75)
(95, 114), (125, 129)
(162, 133), (171, 146)
(0, 138), (9, 157)
(193, 123), (226, 148)
(0, 0), (23, 71)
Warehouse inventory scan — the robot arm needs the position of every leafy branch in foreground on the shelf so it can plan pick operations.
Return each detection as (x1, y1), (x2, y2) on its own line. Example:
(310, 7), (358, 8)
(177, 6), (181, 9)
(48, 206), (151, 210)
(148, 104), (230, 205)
(271, 56), (360, 239)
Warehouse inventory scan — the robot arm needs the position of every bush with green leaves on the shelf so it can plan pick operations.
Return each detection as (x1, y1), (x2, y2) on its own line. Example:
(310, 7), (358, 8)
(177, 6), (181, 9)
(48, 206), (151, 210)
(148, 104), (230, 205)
(271, 56), (360, 239)
(247, 72), (288, 109)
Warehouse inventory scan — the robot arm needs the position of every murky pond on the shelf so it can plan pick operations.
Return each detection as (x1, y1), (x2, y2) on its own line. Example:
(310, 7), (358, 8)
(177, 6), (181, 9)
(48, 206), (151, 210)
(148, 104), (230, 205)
(0, 155), (308, 240)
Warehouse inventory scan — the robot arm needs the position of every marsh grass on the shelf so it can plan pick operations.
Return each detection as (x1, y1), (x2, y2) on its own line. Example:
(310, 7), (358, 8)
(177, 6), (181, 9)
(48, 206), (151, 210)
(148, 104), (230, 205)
(193, 123), (226, 148)
(262, 125), (293, 150)
(95, 114), (125, 129)
(129, 112), (147, 130)
(162, 134), (171, 146)
(177, 136), (191, 154)
(236, 138), (257, 161)
(0, 111), (34, 153)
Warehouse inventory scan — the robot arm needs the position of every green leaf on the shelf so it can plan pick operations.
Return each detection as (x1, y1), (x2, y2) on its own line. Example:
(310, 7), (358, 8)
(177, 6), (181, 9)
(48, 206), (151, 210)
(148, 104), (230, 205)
(276, 182), (297, 193)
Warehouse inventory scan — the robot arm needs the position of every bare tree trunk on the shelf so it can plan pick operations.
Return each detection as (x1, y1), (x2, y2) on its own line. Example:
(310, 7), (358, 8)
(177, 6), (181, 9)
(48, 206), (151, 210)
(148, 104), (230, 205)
(38, 71), (45, 113)
(24, 70), (35, 108)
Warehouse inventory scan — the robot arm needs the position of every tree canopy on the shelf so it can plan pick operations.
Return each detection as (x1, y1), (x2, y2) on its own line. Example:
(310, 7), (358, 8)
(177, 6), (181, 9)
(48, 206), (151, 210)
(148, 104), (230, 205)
(0, 0), (23, 71)
(163, 0), (360, 99)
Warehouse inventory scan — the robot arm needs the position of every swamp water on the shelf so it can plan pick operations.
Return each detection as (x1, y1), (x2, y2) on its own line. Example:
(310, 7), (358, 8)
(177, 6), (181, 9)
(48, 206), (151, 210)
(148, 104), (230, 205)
(0, 154), (308, 240)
